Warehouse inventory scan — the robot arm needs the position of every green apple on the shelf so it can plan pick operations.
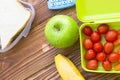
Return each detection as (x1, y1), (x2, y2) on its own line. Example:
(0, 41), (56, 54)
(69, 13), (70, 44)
(45, 15), (79, 48)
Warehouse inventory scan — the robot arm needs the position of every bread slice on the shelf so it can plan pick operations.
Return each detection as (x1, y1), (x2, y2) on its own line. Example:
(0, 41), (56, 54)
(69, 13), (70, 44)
(0, 0), (31, 49)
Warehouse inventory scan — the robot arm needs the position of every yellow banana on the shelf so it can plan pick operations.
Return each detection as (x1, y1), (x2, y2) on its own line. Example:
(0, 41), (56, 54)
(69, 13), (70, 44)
(55, 54), (85, 80)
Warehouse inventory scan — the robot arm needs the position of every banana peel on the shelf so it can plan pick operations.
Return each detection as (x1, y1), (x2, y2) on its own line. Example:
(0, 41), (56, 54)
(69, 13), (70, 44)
(55, 54), (85, 80)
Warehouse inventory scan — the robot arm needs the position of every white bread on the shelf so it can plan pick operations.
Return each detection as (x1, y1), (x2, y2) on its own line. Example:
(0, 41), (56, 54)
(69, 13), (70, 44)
(0, 0), (31, 49)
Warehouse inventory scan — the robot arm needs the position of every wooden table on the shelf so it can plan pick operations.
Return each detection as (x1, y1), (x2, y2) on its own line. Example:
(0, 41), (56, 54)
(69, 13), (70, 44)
(0, 0), (120, 80)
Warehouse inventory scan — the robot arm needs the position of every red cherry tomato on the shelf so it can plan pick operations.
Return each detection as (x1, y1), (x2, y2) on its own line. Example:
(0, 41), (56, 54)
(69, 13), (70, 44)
(96, 52), (106, 61)
(117, 50), (120, 62)
(108, 52), (119, 63)
(93, 42), (103, 52)
(97, 24), (109, 34)
(104, 42), (114, 54)
(86, 60), (98, 70)
(82, 26), (93, 36)
(83, 38), (93, 50)
(85, 49), (96, 60)
(91, 32), (101, 43)
(105, 30), (118, 42)
(114, 64), (120, 70)
(113, 38), (120, 46)
(117, 48), (120, 55)
(102, 60), (112, 71)
(117, 29), (120, 35)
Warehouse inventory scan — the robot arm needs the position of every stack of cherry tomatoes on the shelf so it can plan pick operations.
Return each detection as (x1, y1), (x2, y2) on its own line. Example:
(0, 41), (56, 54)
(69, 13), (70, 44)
(82, 24), (120, 71)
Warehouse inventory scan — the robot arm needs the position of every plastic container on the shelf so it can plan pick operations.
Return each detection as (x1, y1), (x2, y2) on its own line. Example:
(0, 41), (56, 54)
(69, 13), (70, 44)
(0, 0), (35, 52)
(76, 0), (120, 73)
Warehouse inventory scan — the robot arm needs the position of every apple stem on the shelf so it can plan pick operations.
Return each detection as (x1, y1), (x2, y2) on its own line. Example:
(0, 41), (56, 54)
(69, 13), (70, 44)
(54, 26), (61, 31)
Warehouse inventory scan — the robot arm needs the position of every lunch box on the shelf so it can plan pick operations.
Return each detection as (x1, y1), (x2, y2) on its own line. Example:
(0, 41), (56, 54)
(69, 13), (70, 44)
(76, 0), (120, 73)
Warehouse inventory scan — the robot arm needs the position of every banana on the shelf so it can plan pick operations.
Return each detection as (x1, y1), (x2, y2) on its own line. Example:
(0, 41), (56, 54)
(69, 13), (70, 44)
(55, 54), (85, 80)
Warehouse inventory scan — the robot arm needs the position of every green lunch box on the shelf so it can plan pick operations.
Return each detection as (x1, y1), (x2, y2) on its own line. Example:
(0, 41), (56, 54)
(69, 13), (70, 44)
(76, 0), (120, 73)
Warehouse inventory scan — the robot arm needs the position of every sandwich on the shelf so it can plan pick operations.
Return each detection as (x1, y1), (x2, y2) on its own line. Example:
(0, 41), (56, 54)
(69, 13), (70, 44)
(0, 0), (31, 49)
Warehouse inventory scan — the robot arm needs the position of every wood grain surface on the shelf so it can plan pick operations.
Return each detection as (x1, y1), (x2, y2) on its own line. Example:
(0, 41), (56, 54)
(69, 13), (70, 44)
(0, 0), (120, 80)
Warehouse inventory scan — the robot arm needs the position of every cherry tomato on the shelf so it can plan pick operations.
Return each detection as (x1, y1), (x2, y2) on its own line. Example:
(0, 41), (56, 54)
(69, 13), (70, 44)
(105, 30), (118, 42)
(86, 60), (98, 70)
(96, 52), (106, 61)
(114, 64), (120, 70)
(113, 38), (120, 46)
(104, 42), (114, 54)
(102, 60), (112, 71)
(97, 24), (109, 34)
(117, 50), (120, 62)
(108, 52), (119, 63)
(117, 48), (120, 55)
(82, 26), (93, 36)
(91, 32), (101, 43)
(85, 49), (96, 60)
(83, 38), (93, 50)
(93, 42), (103, 52)
(117, 29), (120, 34)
